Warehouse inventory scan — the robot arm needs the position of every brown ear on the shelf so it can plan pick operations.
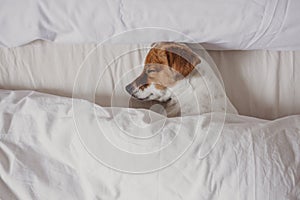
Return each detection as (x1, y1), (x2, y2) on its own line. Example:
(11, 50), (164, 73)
(165, 43), (201, 78)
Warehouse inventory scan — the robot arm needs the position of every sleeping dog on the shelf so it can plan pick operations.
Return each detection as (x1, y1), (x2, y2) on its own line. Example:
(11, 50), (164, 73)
(126, 42), (237, 117)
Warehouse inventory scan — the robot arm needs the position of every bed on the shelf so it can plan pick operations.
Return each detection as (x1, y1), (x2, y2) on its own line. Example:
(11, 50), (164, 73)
(1, 1), (300, 200)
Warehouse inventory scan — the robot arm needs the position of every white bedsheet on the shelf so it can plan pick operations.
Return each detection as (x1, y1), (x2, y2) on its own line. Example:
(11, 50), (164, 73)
(1, 0), (300, 50)
(0, 90), (299, 199)
(1, 41), (300, 119)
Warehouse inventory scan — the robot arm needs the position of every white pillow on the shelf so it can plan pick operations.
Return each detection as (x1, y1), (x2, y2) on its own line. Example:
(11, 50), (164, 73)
(0, 0), (299, 50)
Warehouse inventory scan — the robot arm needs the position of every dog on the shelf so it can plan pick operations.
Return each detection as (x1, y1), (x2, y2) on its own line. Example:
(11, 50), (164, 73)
(126, 42), (237, 117)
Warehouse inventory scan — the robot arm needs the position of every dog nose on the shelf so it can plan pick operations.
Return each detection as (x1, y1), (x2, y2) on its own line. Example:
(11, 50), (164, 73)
(126, 84), (135, 94)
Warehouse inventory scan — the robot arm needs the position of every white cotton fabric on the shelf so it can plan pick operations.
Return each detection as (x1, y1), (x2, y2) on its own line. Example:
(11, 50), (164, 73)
(0, 90), (299, 199)
(1, 41), (300, 119)
(0, 0), (300, 50)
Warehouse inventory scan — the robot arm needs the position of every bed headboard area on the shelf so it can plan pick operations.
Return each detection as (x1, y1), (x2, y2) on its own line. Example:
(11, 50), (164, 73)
(1, 0), (300, 50)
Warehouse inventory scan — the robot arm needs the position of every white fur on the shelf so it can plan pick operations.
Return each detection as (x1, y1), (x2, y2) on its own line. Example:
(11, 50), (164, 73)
(132, 83), (172, 102)
(164, 62), (238, 117)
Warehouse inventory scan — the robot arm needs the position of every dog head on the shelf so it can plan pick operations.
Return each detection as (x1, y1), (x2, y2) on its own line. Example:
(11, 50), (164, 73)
(126, 42), (201, 102)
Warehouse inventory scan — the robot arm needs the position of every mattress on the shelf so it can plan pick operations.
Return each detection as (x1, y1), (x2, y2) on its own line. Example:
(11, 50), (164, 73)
(0, 41), (300, 120)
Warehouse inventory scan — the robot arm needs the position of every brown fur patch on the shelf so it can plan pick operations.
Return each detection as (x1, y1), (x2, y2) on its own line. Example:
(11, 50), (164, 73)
(127, 42), (201, 92)
(146, 42), (201, 78)
(154, 84), (166, 90)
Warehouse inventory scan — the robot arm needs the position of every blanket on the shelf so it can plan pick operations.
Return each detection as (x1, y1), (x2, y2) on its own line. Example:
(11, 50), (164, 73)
(0, 90), (299, 199)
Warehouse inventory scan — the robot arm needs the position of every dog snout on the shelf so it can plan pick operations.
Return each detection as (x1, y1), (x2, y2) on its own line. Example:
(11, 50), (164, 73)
(126, 83), (135, 95)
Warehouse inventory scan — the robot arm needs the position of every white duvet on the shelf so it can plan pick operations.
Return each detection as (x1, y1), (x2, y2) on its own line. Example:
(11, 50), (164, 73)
(0, 90), (299, 200)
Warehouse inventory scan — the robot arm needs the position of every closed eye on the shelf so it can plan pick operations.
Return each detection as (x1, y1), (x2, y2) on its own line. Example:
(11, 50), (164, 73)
(146, 69), (156, 74)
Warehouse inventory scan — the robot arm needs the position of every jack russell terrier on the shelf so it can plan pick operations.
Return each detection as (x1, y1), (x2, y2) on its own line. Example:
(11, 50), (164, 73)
(126, 42), (237, 117)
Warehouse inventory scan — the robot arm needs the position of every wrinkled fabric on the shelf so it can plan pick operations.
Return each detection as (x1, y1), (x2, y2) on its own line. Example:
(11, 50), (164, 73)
(0, 90), (299, 199)
(0, 0), (300, 50)
(1, 42), (300, 119)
